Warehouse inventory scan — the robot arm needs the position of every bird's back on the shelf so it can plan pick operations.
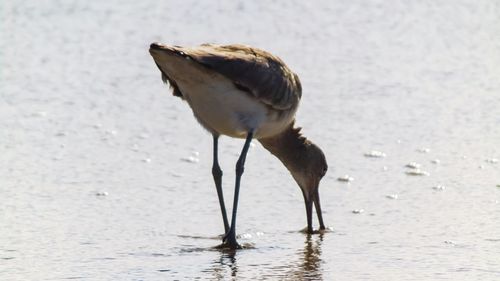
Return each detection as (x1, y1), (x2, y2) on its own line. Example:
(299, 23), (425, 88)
(182, 44), (302, 111)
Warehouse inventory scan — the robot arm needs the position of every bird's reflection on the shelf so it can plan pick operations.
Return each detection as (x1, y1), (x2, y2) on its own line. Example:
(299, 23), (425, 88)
(293, 233), (324, 280)
(208, 233), (324, 280)
(210, 249), (238, 280)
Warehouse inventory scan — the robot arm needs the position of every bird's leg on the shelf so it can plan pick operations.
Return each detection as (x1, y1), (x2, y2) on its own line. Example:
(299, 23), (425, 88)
(223, 130), (254, 249)
(302, 190), (314, 234)
(313, 189), (325, 230)
(212, 134), (230, 233)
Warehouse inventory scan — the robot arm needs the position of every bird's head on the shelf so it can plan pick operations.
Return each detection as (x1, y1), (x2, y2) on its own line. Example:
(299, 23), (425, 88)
(288, 142), (328, 199)
(259, 124), (328, 200)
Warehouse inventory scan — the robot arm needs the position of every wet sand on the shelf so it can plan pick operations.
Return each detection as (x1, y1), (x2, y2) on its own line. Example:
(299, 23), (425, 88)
(1, 0), (499, 280)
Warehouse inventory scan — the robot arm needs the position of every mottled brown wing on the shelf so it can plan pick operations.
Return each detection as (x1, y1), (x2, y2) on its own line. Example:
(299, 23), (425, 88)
(185, 44), (302, 111)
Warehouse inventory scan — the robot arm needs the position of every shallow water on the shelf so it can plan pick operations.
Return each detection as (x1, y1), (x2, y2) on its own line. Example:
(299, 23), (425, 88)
(1, 0), (499, 280)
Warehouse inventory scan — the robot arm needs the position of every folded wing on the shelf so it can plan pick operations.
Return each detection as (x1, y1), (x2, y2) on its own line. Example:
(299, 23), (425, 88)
(183, 44), (302, 111)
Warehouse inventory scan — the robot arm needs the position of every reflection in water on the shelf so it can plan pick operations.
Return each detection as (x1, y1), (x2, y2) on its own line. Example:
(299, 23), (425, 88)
(292, 234), (324, 280)
(207, 234), (325, 280)
(209, 249), (238, 280)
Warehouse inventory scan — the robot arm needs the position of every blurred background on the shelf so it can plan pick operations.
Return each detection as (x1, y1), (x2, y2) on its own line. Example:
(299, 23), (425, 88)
(1, 0), (499, 280)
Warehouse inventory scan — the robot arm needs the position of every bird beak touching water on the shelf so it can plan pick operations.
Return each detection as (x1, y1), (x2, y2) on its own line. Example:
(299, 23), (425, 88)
(302, 180), (325, 234)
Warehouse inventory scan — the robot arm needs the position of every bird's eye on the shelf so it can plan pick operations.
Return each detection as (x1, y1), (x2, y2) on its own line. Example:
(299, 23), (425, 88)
(320, 166), (328, 177)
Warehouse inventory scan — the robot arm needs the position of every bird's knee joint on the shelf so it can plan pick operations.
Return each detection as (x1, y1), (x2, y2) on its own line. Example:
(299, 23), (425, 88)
(212, 166), (223, 178)
(235, 162), (244, 175)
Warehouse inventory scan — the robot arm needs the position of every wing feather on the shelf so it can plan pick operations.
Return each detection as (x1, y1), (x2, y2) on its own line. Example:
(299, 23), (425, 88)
(183, 44), (302, 111)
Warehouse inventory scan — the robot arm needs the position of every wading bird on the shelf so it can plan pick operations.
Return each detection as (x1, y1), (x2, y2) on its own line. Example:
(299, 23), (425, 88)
(149, 43), (328, 249)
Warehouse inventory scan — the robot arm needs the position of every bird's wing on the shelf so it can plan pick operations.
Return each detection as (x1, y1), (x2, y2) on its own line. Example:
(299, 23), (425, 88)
(184, 44), (302, 111)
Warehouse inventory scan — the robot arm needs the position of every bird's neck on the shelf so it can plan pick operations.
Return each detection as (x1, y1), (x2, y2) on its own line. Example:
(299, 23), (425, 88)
(258, 121), (309, 174)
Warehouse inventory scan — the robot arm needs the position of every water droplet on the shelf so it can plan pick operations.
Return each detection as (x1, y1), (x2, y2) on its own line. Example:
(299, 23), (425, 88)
(432, 185), (445, 191)
(485, 158), (498, 164)
(239, 233), (252, 239)
(431, 159), (440, 164)
(417, 148), (430, 153)
(364, 150), (386, 158)
(386, 194), (398, 199)
(405, 162), (421, 169)
(181, 156), (199, 163)
(352, 209), (364, 214)
(337, 175), (354, 182)
(405, 169), (429, 176)
(96, 191), (108, 196)
(142, 158), (152, 163)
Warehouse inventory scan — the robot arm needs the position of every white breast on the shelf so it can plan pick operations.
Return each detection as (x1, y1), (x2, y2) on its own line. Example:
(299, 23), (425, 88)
(181, 75), (270, 138)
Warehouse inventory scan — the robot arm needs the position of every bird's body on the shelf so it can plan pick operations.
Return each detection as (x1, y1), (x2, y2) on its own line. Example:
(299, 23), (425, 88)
(150, 44), (300, 139)
(149, 43), (327, 249)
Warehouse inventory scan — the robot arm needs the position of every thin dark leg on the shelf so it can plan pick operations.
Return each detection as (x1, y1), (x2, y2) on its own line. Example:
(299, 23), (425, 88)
(212, 134), (230, 233)
(302, 190), (314, 234)
(224, 131), (254, 248)
(313, 189), (325, 230)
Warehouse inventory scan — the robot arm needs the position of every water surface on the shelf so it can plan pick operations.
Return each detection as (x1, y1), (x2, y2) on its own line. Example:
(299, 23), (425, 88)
(1, 0), (499, 280)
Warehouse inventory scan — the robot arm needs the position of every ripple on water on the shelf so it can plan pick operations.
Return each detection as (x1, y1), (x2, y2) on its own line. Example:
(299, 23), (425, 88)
(432, 185), (445, 191)
(177, 234), (221, 240)
(31, 111), (47, 117)
(364, 150), (386, 158)
(297, 227), (334, 234)
(386, 194), (398, 199)
(213, 242), (256, 250)
(181, 151), (200, 163)
(405, 162), (421, 169)
(138, 133), (150, 139)
(485, 238), (500, 242)
(405, 169), (430, 176)
(130, 143), (140, 152)
(485, 158), (498, 164)
(157, 269), (171, 272)
(337, 175), (354, 182)
(417, 147), (430, 153)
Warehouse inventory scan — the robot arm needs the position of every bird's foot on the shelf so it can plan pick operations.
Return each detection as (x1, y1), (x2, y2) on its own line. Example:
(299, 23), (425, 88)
(300, 226), (332, 234)
(221, 230), (242, 249)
